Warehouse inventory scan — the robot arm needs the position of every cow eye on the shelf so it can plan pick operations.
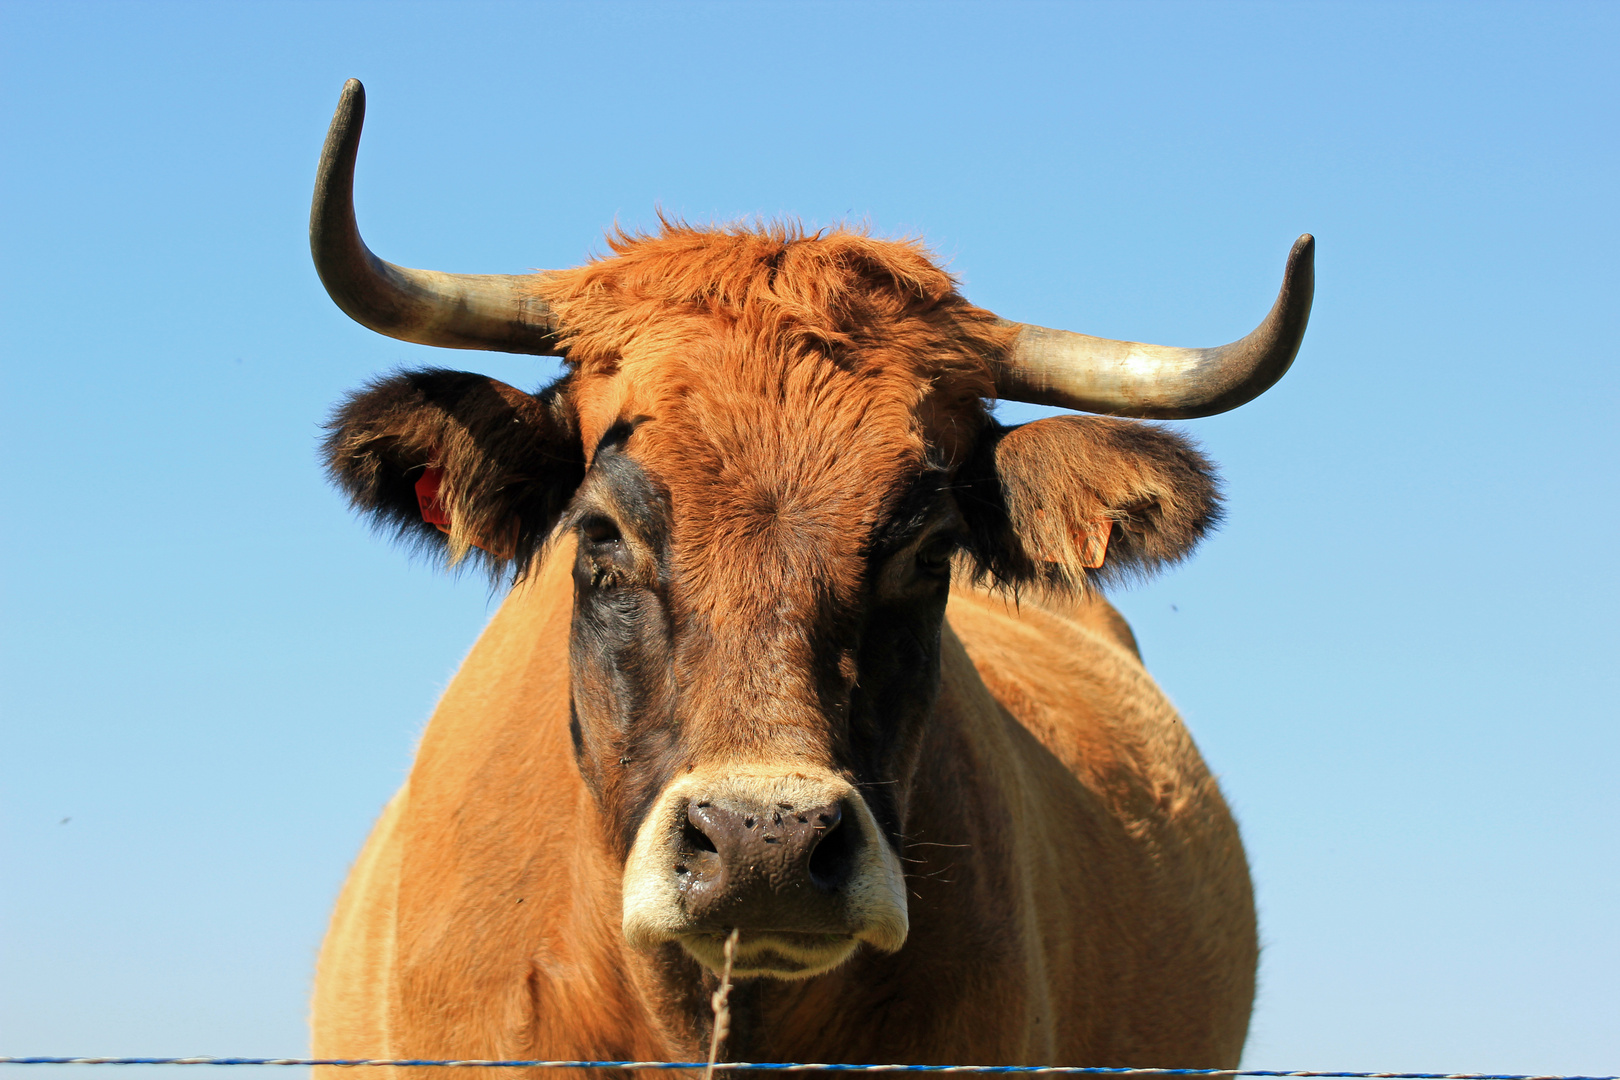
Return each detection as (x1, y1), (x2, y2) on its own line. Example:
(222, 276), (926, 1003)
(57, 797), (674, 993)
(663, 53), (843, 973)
(581, 517), (623, 549)
(915, 536), (957, 574)
(579, 517), (633, 589)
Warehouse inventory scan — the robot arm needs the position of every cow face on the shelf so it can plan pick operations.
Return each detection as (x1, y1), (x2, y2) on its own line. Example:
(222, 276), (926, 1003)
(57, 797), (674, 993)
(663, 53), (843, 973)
(323, 226), (1221, 979)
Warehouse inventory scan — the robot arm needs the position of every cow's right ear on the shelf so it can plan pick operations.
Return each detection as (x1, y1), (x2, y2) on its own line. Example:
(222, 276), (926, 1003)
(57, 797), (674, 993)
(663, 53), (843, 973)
(322, 368), (584, 573)
(958, 414), (1223, 594)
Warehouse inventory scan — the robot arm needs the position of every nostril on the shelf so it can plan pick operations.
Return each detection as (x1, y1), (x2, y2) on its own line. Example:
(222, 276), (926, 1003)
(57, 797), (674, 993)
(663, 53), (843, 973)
(813, 803), (843, 832)
(807, 804), (856, 891)
(682, 817), (718, 855)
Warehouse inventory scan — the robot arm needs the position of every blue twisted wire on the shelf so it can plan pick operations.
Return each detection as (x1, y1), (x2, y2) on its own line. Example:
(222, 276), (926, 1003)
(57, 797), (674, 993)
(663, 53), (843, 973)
(0, 1060), (1614, 1080)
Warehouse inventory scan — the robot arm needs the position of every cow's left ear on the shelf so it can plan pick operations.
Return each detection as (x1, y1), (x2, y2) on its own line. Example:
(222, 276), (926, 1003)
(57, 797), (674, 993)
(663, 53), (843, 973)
(959, 415), (1223, 592)
(322, 367), (585, 574)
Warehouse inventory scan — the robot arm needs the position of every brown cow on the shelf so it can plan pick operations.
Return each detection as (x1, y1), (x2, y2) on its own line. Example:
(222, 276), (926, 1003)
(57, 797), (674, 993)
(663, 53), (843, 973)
(307, 80), (1312, 1073)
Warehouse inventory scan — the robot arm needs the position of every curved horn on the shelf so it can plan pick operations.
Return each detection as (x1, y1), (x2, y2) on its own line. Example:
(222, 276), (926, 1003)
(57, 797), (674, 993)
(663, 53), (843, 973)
(310, 79), (563, 355)
(994, 235), (1314, 419)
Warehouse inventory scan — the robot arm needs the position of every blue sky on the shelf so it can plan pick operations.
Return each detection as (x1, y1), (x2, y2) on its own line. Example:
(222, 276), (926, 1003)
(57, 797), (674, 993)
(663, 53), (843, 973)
(2, 1), (1615, 1074)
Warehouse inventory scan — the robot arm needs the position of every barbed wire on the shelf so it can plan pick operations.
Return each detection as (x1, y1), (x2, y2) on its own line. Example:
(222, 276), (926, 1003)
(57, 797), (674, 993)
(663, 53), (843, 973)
(0, 1059), (1613, 1080)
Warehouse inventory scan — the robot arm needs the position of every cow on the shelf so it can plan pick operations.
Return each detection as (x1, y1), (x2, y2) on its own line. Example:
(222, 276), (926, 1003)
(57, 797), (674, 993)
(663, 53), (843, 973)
(306, 79), (1312, 1075)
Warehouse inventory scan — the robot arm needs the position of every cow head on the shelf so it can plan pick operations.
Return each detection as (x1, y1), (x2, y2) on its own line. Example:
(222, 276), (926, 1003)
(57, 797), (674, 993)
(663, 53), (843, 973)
(313, 81), (1311, 980)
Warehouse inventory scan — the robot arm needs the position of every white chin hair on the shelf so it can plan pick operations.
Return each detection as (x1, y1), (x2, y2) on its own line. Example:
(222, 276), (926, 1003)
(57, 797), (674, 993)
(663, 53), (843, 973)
(679, 931), (860, 980)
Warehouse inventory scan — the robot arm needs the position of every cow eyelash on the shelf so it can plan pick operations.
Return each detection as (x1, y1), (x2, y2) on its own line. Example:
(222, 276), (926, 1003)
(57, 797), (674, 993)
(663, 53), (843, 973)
(579, 516), (632, 592)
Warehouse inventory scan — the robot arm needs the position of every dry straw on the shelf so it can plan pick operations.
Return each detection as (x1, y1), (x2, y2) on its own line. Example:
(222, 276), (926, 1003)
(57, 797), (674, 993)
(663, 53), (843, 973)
(703, 930), (741, 1080)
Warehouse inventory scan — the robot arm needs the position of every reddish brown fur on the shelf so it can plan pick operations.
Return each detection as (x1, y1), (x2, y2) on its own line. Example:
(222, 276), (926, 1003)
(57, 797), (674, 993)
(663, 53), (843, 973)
(539, 225), (1005, 777)
(314, 222), (1253, 1078)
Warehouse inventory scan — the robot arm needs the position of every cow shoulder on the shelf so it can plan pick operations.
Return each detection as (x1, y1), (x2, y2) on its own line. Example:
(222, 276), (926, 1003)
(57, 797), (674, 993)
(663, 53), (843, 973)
(943, 583), (1207, 805)
(312, 786), (407, 1063)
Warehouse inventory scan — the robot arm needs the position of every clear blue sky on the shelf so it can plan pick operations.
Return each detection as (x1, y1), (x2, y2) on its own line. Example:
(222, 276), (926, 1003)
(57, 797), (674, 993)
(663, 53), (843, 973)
(2, 1), (1615, 1074)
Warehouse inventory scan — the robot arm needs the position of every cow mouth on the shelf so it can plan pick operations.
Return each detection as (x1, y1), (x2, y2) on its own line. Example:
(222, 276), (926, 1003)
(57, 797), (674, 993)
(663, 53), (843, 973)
(678, 930), (858, 979)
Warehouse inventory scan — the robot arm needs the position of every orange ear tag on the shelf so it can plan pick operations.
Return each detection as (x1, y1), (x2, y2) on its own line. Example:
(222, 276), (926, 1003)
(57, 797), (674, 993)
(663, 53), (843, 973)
(1078, 520), (1112, 569)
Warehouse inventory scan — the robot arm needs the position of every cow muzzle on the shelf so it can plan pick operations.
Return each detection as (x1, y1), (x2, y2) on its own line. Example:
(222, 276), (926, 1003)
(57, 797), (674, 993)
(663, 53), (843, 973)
(621, 768), (909, 979)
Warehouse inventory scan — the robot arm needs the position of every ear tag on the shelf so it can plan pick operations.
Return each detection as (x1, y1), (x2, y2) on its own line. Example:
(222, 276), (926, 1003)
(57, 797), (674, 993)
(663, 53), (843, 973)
(414, 467), (453, 531)
(1078, 520), (1112, 569)
(413, 466), (516, 559)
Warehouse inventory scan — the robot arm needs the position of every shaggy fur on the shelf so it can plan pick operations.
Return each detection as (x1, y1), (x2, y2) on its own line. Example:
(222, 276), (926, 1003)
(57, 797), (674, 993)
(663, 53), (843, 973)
(960, 416), (1223, 592)
(323, 368), (583, 570)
